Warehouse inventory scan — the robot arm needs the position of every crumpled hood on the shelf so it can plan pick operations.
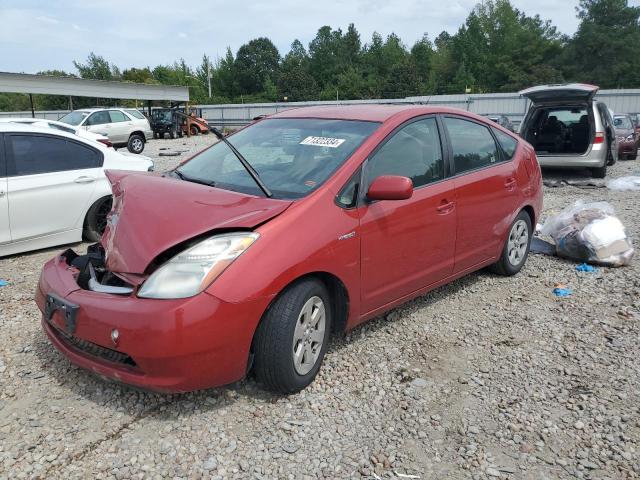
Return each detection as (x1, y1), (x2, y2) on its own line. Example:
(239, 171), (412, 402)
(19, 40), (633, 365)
(103, 171), (291, 274)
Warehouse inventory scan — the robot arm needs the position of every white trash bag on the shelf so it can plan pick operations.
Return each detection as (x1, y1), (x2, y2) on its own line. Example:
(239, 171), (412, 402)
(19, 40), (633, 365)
(607, 176), (640, 191)
(541, 201), (634, 267)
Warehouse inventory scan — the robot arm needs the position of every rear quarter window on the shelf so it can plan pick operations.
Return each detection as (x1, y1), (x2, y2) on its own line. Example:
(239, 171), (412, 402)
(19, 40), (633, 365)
(125, 109), (146, 120)
(493, 129), (518, 160)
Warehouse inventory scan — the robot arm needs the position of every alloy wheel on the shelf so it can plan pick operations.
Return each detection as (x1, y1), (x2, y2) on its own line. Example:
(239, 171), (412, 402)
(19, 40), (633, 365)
(292, 296), (326, 375)
(507, 219), (529, 266)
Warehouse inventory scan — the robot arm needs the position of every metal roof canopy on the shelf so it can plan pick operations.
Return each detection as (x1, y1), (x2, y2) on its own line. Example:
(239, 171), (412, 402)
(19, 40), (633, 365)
(0, 72), (189, 102)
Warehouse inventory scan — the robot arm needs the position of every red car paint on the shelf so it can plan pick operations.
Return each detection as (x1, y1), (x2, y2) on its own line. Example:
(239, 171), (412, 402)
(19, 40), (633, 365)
(36, 105), (543, 393)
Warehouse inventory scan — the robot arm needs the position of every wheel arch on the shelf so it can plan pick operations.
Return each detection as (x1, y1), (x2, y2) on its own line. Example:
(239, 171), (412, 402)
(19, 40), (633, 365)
(521, 204), (535, 227)
(246, 270), (350, 375)
(129, 130), (146, 141)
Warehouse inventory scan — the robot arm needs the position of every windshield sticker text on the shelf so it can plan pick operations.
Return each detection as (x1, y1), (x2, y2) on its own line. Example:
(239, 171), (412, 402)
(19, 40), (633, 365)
(300, 136), (346, 148)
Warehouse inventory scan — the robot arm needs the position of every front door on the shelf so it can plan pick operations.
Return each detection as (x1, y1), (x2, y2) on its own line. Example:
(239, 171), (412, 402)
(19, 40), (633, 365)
(83, 111), (113, 140)
(441, 116), (518, 273)
(0, 136), (10, 244)
(6, 134), (102, 242)
(359, 117), (456, 314)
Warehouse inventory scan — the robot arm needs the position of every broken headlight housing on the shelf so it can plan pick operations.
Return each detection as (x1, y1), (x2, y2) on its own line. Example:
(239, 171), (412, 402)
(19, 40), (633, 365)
(138, 232), (259, 299)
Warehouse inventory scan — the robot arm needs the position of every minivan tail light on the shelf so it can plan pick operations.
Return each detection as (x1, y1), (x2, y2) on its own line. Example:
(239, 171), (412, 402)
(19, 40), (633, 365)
(594, 132), (605, 144)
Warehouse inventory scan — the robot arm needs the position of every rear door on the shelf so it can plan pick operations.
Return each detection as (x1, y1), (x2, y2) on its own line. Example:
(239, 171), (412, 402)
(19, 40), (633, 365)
(0, 135), (10, 244)
(6, 134), (103, 242)
(359, 116), (456, 313)
(520, 84), (599, 105)
(441, 116), (518, 273)
(108, 110), (131, 144)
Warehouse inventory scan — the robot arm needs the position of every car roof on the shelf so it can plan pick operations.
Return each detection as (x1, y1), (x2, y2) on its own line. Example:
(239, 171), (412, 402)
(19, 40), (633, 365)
(0, 122), (107, 147)
(269, 104), (473, 123)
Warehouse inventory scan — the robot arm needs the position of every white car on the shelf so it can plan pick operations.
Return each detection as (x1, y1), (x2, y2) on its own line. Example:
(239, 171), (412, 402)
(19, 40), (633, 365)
(59, 108), (153, 154)
(0, 117), (112, 147)
(0, 123), (154, 257)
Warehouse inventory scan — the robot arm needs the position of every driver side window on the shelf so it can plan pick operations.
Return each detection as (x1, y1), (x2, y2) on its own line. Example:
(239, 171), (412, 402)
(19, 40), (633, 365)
(85, 111), (110, 126)
(366, 117), (444, 189)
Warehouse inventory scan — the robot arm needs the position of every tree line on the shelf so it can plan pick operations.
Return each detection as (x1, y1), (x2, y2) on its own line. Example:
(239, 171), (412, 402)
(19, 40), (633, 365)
(1, 0), (638, 112)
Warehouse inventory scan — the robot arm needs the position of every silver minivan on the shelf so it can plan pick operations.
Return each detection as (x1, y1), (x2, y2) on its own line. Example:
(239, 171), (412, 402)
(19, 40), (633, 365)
(519, 84), (618, 178)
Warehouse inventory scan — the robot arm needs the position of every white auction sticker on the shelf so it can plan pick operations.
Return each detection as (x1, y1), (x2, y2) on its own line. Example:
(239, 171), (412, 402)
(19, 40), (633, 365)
(300, 136), (346, 148)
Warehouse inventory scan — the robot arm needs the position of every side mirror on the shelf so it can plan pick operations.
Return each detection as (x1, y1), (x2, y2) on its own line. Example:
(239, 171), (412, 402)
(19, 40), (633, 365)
(367, 175), (413, 201)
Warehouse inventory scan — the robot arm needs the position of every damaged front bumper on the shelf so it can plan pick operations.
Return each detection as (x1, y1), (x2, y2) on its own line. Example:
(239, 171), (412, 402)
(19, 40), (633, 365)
(35, 247), (267, 392)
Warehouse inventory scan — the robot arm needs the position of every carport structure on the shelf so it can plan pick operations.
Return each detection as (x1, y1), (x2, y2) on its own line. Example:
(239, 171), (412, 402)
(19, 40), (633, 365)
(0, 71), (189, 117)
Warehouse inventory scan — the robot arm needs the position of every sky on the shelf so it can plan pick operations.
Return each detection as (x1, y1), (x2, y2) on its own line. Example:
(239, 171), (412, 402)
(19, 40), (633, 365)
(0, 0), (633, 74)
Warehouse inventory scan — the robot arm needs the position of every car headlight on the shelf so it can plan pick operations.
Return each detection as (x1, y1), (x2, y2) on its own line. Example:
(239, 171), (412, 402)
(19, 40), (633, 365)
(138, 232), (259, 299)
(626, 134), (635, 142)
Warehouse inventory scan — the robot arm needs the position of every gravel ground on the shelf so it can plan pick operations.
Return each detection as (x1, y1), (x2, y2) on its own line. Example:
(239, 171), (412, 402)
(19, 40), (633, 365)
(1, 138), (639, 479)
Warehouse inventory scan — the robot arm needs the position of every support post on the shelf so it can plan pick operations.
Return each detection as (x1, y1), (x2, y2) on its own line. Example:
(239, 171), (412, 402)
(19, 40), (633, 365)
(29, 94), (35, 118)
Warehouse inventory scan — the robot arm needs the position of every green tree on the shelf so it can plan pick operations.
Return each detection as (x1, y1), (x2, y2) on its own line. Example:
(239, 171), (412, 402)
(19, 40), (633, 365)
(73, 52), (119, 80)
(235, 38), (281, 94)
(563, 0), (640, 87)
(278, 40), (319, 101)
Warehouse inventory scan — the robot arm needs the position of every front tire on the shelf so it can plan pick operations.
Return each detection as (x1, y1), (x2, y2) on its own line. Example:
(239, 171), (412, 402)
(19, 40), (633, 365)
(488, 210), (532, 276)
(190, 125), (199, 136)
(83, 196), (113, 241)
(127, 134), (145, 154)
(253, 279), (332, 394)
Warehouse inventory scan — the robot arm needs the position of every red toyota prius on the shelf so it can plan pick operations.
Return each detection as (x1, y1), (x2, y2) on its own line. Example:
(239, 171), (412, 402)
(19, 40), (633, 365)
(36, 105), (542, 394)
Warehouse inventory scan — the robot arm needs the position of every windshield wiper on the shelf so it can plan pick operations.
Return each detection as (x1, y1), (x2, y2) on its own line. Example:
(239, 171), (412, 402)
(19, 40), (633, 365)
(169, 169), (215, 187)
(210, 126), (272, 198)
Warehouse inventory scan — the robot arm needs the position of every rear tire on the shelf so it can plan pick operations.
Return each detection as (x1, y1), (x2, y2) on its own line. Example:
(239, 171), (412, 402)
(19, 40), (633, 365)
(253, 279), (332, 394)
(83, 196), (113, 241)
(488, 210), (532, 276)
(592, 164), (607, 178)
(153, 131), (159, 139)
(190, 125), (199, 136)
(127, 134), (145, 154)
(170, 128), (177, 139)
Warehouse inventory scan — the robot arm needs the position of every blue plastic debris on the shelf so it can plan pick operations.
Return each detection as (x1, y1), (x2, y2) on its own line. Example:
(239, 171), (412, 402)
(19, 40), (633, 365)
(553, 287), (572, 297)
(576, 263), (597, 272)
(0, 280), (8, 287)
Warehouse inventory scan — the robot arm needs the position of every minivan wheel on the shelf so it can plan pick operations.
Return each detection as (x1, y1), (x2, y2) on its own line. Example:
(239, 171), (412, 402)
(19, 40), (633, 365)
(591, 164), (607, 178)
(488, 211), (532, 276)
(127, 134), (145, 154)
(83, 196), (113, 241)
(253, 279), (332, 394)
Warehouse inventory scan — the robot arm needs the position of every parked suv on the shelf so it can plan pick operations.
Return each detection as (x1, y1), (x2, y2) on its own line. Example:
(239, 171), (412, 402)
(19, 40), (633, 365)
(519, 84), (617, 178)
(59, 108), (153, 154)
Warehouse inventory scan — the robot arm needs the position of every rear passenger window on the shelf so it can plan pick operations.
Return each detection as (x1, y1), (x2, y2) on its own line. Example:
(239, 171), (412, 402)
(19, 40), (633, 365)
(8, 135), (102, 176)
(444, 117), (499, 174)
(493, 129), (518, 160)
(367, 117), (443, 188)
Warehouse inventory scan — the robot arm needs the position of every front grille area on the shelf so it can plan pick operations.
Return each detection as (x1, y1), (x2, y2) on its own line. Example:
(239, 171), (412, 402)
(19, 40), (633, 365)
(53, 326), (137, 368)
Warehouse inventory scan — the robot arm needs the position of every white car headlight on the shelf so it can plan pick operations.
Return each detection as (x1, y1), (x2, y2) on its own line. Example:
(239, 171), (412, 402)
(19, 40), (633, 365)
(138, 232), (259, 299)
(626, 134), (635, 142)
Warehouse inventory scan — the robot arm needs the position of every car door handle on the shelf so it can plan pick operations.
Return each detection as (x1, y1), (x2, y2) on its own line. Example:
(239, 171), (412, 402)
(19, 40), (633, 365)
(74, 176), (96, 184)
(504, 178), (517, 190)
(436, 200), (455, 215)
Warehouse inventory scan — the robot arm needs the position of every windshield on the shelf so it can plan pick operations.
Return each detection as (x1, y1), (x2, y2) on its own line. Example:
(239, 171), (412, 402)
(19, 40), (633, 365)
(59, 111), (89, 126)
(177, 118), (380, 199)
(153, 110), (173, 121)
(614, 116), (633, 129)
